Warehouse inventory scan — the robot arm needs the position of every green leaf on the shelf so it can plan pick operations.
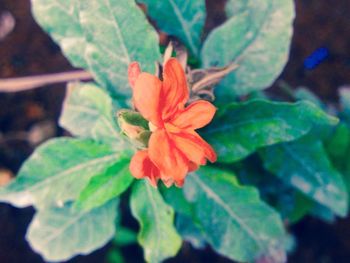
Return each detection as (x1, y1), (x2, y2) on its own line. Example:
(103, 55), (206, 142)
(325, 123), (350, 202)
(160, 186), (206, 248)
(59, 82), (129, 150)
(203, 99), (338, 163)
(325, 123), (350, 159)
(107, 249), (125, 263)
(310, 202), (336, 223)
(225, 0), (248, 18)
(113, 226), (137, 247)
(201, 0), (295, 97)
(339, 87), (350, 124)
(160, 185), (192, 216)
(185, 167), (286, 262)
(130, 181), (182, 263)
(287, 192), (314, 224)
(0, 138), (122, 209)
(78, 0), (161, 97)
(31, 0), (87, 68)
(340, 87), (350, 114)
(175, 214), (206, 249)
(294, 87), (323, 108)
(138, 0), (206, 56)
(75, 159), (133, 212)
(26, 200), (118, 262)
(260, 136), (349, 217)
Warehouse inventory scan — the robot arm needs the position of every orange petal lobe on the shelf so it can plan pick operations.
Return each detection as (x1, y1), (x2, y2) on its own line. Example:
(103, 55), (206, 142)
(191, 131), (217, 163)
(188, 162), (199, 172)
(161, 58), (189, 120)
(129, 150), (160, 187)
(175, 179), (185, 188)
(148, 129), (188, 184)
(171, 100), (217, 130)
(170, 132), (207, 165)
(128, 62), (141, 89)
(133, 73), (163, 127)
(170, 131), (216, 165)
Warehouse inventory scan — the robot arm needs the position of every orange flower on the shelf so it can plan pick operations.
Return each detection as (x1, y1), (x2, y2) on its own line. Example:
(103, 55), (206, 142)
(128, 58), (217, 187)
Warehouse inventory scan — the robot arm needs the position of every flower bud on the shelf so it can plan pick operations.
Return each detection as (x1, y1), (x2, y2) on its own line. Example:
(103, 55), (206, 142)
(116, 109), (151, 148)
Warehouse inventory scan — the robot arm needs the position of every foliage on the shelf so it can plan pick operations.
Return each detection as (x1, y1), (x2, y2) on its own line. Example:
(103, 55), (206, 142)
(1, 0), (349, 262)
(203, 99), (337, 163)
(202, 0), (295, 99)
(137, 0), (206, 56)
(184, 167), (286, 262)
(130, 180), (182, 262)
(26, 200), (118, 262)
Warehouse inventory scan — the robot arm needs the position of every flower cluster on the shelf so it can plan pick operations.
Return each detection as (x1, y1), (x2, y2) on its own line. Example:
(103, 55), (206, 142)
(127, 58), (217, 187)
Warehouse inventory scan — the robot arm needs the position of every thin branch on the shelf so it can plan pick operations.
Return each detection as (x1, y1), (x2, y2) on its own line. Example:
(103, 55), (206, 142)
(0, 70), (93, 92)
(191, 63), (238, 92)
(277, 79), (296, 100)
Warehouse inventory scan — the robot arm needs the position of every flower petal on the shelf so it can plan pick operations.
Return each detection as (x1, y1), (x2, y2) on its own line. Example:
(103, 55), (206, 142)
(170, 100), (217, 130)
(170, 132), (207, 165)
(128, 62), (141, 89)
(148, 129), (189, 184)
(133, 73), (163, 127)
(171, 131), (217, 164)
(175, 179), (185, 188)
(161, 58), (189, 120)
(188, 162), (199, 172)
(130, 150), (160, 187)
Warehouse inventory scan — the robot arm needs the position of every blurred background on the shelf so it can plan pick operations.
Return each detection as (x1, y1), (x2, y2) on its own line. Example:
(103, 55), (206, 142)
(0, 0), (349, 262)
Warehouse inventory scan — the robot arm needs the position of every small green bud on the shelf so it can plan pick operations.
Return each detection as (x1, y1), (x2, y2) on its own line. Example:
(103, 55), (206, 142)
(116, 109), (151, 148)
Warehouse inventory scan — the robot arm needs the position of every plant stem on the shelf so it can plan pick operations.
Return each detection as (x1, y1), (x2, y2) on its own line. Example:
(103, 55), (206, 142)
(0, 70), (93, 92)
(277, 79), (296, 100)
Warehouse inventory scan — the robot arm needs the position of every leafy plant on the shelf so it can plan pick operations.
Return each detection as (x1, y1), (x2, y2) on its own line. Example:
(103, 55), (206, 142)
(0, 0), (349, 262)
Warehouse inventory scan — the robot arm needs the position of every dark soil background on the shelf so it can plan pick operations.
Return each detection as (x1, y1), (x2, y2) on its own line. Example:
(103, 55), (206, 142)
(0, 0), (350, 262)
